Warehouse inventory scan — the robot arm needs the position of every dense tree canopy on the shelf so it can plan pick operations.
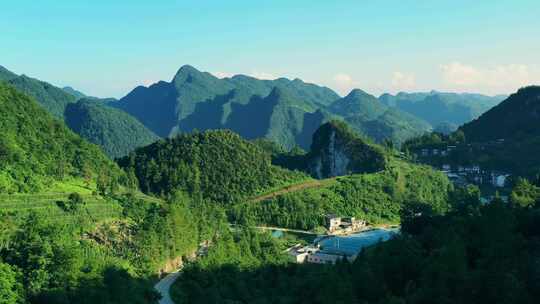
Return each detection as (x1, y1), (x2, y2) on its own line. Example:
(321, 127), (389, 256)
(0, 83), (124, 193)
(118, 130), (306, 204)
(64, 99), (159, 159)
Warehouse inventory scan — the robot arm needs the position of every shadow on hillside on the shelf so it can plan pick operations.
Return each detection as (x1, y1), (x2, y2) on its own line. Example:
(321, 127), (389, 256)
(29, 266), (160, 304)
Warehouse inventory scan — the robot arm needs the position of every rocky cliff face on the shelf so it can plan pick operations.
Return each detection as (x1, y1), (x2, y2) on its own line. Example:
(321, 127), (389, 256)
(307, 121), (386, 178)
(310, 129), (350, 178)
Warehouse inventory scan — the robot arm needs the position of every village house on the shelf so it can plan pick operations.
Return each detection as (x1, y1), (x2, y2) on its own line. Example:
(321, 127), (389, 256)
(326, 214), (366, 235)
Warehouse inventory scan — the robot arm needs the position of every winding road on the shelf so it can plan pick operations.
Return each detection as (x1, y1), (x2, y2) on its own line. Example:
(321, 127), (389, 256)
(154, 270), (181, 304)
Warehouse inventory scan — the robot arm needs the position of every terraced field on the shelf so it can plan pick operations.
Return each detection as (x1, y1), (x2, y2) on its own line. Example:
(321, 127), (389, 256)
(0, 193), (123, 224)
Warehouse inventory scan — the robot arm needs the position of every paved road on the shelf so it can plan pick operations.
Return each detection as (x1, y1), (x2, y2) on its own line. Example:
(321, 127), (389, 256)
(154, 270), (181, 304)
(253, 225), (318, 235)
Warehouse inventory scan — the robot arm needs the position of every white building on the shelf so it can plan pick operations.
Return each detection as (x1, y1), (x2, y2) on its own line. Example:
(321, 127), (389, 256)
(491, 174), (509, 187)
(326, 215), (366, 235)
(306, 250), (351, 265)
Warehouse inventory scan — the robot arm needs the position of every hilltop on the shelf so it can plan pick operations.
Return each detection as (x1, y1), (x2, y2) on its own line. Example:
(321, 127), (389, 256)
(460, 86), (540, 141)
(330, 89), (431, 144)
(65, 98), (159, 158)
(118, 129), (308, 204)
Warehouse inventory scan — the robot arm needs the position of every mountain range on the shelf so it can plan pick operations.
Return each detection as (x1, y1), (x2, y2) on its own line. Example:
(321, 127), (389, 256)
(112, 65), (434, 149)
(1, 64), (505, 155)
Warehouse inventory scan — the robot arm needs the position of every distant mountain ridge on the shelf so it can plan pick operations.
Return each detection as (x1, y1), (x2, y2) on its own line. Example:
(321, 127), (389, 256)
(379, 90), (505, 132)
(65, 98), (159, 158)
(112, 65), (431, 149)
(112, 65), (340, 141)
(328, 89), (432, 144)
(63, 86), (87, 99)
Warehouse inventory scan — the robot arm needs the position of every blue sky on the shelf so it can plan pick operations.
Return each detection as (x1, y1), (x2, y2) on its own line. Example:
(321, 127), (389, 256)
(1, 0), (539, 97)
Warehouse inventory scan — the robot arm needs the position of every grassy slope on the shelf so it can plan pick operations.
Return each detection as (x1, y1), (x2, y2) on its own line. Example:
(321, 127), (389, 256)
(0, 178), (161, 226)
(232, 157), (451, 229)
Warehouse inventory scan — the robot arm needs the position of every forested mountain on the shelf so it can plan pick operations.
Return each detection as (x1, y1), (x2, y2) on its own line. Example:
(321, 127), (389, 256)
(0, 83), (124, 192)
(118, 129), (306, 204)
(380, 91), (505, 132)
(460, 86), (540, 141)
(65, 98), (159, 158)
(112, 65), (430, 149)
(5, 74), (77, 118)
(0, 65), (17, 81)
(111, 65), (339, 146)
(0, 65), (157, 158)
(329, 89), (431, 144)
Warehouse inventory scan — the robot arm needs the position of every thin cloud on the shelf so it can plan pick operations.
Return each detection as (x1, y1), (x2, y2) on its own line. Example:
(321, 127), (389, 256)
(211, 70), (276, 80)
(213, 71), (235, 79)
(391, 71), (416, 91)
(440, 62), (539, 94)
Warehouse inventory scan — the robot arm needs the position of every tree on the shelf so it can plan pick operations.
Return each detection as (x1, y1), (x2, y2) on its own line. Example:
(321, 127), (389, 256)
(67, 192), (84, 211)
(510, 178), (539, 208)
(0, 262), (22, 304)
(450, 185), (481, 215)
(97, 173), (109, 196)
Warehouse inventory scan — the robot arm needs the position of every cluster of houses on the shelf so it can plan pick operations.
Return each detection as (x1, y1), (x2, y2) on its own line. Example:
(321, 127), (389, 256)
(420, 145), (457, 157)
(414, 143), (511, 189)
(420, 139), (506, 158)
(441, 164), (509, 188)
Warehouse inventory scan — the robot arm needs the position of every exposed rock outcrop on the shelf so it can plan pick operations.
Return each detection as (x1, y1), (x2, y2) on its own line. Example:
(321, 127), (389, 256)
(307, 121), (387, 178)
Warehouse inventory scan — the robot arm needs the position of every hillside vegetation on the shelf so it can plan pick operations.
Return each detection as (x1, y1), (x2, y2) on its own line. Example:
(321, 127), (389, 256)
(232, 159), (451, 229)
(0, 83), (124, 193)
(65, 99), (159, 158)
(0, 84), (218, 304)
(118, 130), (308, 204)
(230, 121), (450, 228)
(460, 86), (540, 141)
(0, 66), (158, 158)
